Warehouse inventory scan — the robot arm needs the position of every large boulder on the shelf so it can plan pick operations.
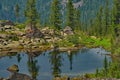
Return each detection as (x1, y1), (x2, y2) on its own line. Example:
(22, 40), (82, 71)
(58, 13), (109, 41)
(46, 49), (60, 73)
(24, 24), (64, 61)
(8, 73), (33, 80)
(63, 26), (74, 36)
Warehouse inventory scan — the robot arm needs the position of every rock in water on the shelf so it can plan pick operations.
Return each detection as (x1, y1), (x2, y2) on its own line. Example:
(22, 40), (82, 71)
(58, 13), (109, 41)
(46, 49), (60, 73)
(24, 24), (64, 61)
(7, 64), (19, 72)
(8, 73), (33, 80)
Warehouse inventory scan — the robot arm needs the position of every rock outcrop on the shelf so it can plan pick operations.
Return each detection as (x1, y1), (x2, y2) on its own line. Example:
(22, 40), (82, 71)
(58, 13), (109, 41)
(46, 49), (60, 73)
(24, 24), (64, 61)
(63, 26), (74, 36)
(25, 24), (43, 38)
(0, 20), (14, 31)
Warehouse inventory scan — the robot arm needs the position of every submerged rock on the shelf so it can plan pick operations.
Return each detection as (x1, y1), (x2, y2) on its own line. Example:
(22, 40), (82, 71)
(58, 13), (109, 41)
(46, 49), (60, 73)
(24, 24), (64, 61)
(8, 73), (33, 80)
(7, 64), (19, 72)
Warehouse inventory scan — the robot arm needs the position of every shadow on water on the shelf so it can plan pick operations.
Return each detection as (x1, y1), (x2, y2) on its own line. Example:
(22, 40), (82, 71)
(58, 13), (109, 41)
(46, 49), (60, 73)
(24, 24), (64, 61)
(0, 48), (112, 80)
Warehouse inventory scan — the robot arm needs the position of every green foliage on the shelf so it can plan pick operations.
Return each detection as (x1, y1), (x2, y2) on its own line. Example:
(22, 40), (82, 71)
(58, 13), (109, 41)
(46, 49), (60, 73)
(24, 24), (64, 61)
(95, 67), (99, 77)
(16, 24), (25, 29)
(24, 0), (39, 26)
(49, 0), (61, 30)
(66, 0), (74, 29)
(6, 34), (19, 41)
(15, 3), (20, 22)
(112, 0), (120, 25)
(74, 8), (81, 30)
(104, 56), (108, 76)
(85, 59), (120, 79)
(56, 40), (74, 47)
(66, 35), (80, 45)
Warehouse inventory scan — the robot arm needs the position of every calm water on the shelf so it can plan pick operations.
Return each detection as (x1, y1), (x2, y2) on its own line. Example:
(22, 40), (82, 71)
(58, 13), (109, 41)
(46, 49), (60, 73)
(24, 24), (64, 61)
(0, 48), (111, 80)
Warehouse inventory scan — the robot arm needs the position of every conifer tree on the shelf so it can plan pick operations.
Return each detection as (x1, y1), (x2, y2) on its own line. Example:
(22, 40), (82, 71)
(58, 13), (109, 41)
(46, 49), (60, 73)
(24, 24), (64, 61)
(49, 0), (61, 30)
(74, 8), (81, 30)
(113, 0), (120, 25)
(66, 0), (74, 29)
(104, 0), (110, 35)
(24, 0), (39, 27)
(96, 6), (103, 37)
(15, 4), (20, 23)
(112, 0), (120, 47)
(104, 56), (108, 77)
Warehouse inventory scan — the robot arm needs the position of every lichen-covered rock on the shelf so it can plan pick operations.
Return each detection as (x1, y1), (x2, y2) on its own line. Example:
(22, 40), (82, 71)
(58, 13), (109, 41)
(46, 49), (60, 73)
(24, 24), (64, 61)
(63, 26), (74, 36)
(7, 64), (19, 72)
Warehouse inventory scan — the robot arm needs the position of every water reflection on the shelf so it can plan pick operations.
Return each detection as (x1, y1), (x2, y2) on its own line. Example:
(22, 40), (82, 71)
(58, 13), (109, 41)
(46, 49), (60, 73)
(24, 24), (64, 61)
(67, 50), (78, 70)
(27, 51), (40, 80)
(0, 48), (111, 80)
(49, 50), (62, 77)
(17, 54), (22, 63)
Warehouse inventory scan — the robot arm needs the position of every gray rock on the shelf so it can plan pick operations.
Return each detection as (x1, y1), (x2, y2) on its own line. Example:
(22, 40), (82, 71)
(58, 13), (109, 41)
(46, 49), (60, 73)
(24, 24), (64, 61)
(63, 26), (74, 36)
(8, 73), (33, 80)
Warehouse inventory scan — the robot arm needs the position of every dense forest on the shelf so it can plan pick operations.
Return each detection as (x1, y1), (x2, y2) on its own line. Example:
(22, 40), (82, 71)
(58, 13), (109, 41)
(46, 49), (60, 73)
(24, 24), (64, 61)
(0, 0), (112, 25)
(0, 0), (120, 79)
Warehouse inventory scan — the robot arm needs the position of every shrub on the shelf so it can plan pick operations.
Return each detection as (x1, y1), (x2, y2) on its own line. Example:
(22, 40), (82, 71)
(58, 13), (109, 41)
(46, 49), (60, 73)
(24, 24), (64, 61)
(16, 24), (25, 29)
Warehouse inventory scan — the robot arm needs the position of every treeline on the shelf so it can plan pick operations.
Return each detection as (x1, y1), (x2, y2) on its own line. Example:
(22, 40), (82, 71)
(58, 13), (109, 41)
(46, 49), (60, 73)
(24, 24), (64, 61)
(14, 0), (81, 30)
(15, 0), (119, 53)
(87, 0), (120, 54)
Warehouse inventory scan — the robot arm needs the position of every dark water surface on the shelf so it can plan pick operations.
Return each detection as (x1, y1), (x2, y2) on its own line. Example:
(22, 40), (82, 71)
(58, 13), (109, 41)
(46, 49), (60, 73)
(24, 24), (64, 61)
(0, 48), (111, 80)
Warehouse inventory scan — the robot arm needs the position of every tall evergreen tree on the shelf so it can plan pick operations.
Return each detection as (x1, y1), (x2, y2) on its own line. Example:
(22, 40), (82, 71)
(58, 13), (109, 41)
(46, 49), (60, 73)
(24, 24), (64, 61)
(15, 3), (20, 23)
(96, 6), (103, 37)
(74, 8), (81, 30)
(104, 56), (108, 77)
(104, 0), (110, 35)
(112, 0), (120, 47)
(113, 0), (120, 25)
(24, 0), (39, 27)
(66, 0), (74, 29)
(49, 0), (61, 30)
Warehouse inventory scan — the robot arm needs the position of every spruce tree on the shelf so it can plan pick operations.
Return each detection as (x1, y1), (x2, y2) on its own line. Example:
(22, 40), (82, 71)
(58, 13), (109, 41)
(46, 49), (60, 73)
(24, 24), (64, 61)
(74, 8), (81, 30)
(24, 0), (39, 27)
(96, 6), (103, 37)
(66, 0), (74, 29)
(49, 0), (61, 30)
(104, 56), (108, 77)
(104, 0), (110, 35)
(15, 4), (20, 23)
(113, 0), (120, 25)
(112, 0), (120, 47)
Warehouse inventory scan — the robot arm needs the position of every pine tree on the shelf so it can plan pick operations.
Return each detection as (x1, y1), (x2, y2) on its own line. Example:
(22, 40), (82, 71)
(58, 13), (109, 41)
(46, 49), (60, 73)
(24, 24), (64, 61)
(95, 67), (99, 77)
(15, 3), (20, 23)
(104, 56), (108, 77)
(104, 0), (110, 35)
(96, 6), (103, 37)
(24, 0), (39, 27)
(74, 8), (81, 30)
(112, 0), (120, 47)
(113, 0), (120, 25)
(66, 0), (74, 30)
(49, 0), (61, 30)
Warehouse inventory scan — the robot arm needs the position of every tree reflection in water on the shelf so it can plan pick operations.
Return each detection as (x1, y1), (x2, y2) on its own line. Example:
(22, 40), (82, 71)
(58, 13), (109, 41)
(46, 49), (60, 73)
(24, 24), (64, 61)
(67, 50), (78, 70)
(17, 54), (22, 63)
(27, 51), (40, 80)
(49, 50), (62, 77)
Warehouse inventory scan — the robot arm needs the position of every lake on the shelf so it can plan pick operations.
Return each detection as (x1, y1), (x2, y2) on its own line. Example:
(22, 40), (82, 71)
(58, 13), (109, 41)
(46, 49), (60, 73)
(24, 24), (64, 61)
(0, 48), (111, 80)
